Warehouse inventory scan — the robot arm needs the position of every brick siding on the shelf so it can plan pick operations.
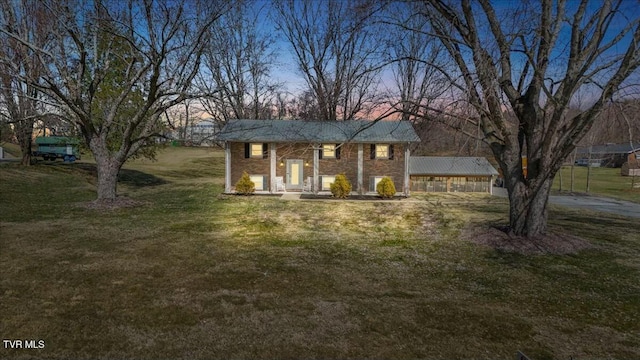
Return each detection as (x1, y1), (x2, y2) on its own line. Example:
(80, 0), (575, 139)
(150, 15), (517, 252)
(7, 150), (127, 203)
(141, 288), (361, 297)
(363, 143), (406, 192)
(318, 143), (358, 190)
(229, 141), (408, 192)
(229, 142), (270, 190)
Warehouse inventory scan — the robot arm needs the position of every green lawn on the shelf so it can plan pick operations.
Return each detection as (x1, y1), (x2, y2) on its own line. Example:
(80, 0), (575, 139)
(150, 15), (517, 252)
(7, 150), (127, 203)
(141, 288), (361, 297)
(1, 147), (639, 359)
(553, 165), (640, 203)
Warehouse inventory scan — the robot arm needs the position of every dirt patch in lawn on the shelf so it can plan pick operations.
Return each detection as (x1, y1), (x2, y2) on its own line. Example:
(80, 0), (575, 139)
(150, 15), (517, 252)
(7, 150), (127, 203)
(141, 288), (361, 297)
(464, 225), (593, 255)
(78, 197), (147, 210)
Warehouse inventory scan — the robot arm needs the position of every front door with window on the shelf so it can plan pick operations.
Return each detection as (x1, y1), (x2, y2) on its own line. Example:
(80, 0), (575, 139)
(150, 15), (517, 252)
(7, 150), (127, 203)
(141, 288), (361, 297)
(286, 159), (304, 190)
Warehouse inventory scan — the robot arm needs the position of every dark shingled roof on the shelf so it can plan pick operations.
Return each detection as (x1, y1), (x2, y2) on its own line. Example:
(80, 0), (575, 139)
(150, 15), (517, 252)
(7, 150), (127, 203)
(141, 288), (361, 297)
(216, 119), (420, 143)
(410, 157), (498, 176)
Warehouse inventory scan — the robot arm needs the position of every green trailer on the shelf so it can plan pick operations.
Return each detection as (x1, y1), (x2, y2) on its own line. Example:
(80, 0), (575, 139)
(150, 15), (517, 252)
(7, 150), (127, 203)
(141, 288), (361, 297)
(33, 136), (81, 162)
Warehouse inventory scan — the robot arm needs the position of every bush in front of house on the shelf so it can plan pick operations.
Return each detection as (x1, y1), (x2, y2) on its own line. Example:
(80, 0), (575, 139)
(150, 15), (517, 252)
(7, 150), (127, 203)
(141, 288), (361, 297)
(235, 171), (255, 195)
(330, 173), (352, 199)
(376, 176), (396, 198)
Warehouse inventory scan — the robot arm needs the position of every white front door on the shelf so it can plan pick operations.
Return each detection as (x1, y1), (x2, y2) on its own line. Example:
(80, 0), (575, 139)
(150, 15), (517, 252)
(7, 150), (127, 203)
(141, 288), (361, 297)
(286, 159), (304, 190)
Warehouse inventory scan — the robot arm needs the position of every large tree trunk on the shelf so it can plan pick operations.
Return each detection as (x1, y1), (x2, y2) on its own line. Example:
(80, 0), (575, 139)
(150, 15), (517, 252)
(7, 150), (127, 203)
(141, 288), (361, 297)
(496, 139), (558, 238)
(89, 137), (123, 201)
(16, 121), (33, 166)
(95, 159), (120, 201)
(20, 148), (31, 166)
(19, 135), (32, 165)
(506, 178), (553, 237)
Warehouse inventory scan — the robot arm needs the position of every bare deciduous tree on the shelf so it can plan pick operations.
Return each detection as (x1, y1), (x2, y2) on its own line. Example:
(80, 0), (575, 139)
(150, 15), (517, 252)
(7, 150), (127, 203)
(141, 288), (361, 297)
(198, 0), (279, 128)
(420, 0), (640, 237)
(284, 90), (321, 121)
(164, 99), (208, 143)
(583, 100), (640, 145)
(384, 3), (450, 122)
(273, 0), (387, 121)
(1, 0), (229, 201)
(0, 0), (51, 165)
(612, 100), (640, 187)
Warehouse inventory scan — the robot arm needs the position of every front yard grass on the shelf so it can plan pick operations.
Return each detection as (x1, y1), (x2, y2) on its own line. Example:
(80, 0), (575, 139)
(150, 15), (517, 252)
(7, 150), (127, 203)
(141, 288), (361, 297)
(553, 165), (640, 203)
(1, 147), (639, 359)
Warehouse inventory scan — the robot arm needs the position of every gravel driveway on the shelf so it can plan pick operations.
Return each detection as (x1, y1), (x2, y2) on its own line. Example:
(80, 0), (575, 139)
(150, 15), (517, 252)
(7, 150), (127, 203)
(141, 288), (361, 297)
(493, 188), (640, 218)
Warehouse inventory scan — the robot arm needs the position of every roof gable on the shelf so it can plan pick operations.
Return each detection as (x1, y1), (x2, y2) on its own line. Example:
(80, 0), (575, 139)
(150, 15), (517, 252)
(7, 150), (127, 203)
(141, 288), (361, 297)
(410, 157), (498, 176)
(216, 119), (420, 143)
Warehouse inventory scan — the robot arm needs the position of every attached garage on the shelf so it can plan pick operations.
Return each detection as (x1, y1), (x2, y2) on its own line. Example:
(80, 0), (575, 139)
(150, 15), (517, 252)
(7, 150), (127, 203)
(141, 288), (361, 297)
(409, 157), (498, 194)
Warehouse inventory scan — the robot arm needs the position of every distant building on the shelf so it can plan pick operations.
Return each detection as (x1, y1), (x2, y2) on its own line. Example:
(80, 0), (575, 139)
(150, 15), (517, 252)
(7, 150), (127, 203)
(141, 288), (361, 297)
(173, 119), (220, 146)
(575, 142), (640, 168)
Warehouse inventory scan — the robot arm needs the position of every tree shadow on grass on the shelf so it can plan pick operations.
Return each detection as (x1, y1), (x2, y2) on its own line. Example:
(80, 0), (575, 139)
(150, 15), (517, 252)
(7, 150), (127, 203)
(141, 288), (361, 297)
(117, 168), (168, 187)
(41, 162), (168, 188)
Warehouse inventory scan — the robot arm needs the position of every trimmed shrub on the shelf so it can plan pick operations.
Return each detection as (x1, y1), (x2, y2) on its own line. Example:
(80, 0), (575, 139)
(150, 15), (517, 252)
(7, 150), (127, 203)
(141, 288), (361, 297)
(235, 171), (255, 195)
(376, 176), (396, 198)
(330, 174), (352, 198)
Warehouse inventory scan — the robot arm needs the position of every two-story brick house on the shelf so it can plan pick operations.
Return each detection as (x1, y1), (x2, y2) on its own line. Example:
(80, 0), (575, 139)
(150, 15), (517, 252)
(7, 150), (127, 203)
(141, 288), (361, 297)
(216, 119), (420, 195)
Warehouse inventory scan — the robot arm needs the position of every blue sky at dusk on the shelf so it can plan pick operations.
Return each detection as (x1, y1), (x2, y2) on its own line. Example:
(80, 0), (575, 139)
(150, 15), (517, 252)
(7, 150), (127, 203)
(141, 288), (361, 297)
(247, 0), (640, 105)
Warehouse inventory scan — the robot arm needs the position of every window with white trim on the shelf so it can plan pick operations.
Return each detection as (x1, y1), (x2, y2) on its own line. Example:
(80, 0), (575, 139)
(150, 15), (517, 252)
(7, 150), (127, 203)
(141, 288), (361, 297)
(250, 143), (264, 158)
(375, 144), (389, 159)
(371, 144), (394, 159)
(370, 176), (396, 192)
(322, 144), (336, 158)
(244, 143), (267, 159)
(249, 175), (266, 191)
(320, 175), (335, 191)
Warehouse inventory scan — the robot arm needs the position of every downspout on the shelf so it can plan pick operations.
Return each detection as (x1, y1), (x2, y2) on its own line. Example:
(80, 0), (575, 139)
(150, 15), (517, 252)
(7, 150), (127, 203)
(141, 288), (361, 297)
(313, 143), (319, 194)
(225, 142), (232, 193)
(357, 143), (364, 195)
(404, 143), (410, 196)
(270, 143), (276, 193)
